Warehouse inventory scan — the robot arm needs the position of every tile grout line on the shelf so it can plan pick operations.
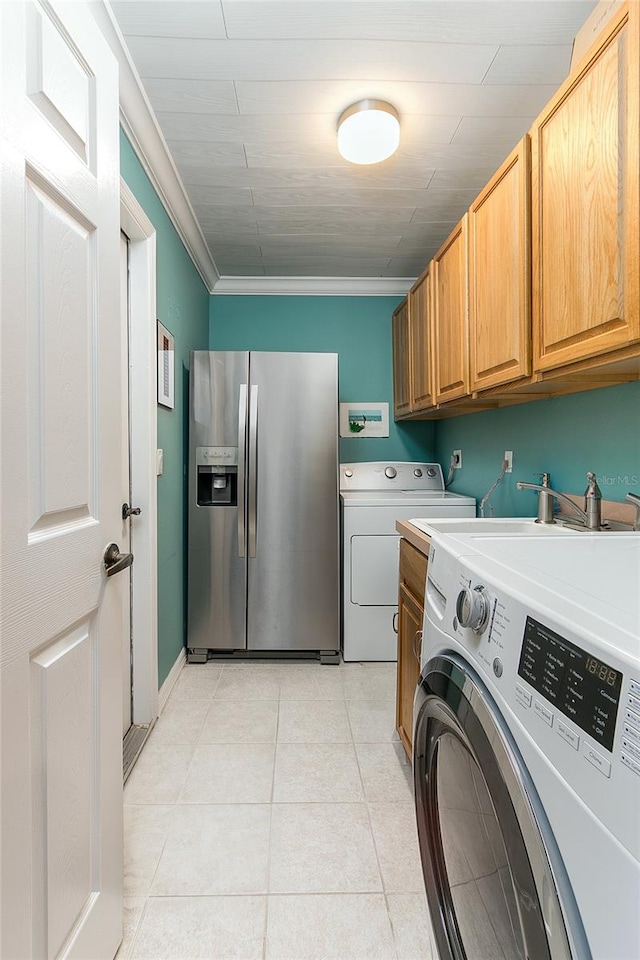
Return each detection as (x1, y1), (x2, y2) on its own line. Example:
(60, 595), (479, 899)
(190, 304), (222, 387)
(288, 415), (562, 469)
(122, 894), (150, 960)
(364, 798), (404, 960)
(265, 676), (281, 960)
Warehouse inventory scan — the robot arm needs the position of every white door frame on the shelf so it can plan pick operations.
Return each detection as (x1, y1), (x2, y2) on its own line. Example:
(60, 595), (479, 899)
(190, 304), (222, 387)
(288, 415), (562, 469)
(120, 178), (158, 726)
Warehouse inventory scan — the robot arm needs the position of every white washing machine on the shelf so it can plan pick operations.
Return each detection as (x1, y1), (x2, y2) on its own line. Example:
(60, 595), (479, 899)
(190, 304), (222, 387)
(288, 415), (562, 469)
(414, 530), (640, 960)
(340, 462), (475, 662)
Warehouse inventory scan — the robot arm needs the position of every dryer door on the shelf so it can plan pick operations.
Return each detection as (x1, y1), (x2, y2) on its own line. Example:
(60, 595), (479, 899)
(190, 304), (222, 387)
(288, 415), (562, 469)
(414, 655), (577, 960)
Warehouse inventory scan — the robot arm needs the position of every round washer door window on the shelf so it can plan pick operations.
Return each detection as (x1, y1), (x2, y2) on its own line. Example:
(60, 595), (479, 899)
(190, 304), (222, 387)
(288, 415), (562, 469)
(414, 655), (575, 960)
(436, 730), (526, 959)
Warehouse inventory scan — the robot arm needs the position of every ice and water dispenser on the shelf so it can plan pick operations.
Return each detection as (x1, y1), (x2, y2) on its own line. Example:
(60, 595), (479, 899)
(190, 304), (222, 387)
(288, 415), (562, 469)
(196, 446), (238, 506)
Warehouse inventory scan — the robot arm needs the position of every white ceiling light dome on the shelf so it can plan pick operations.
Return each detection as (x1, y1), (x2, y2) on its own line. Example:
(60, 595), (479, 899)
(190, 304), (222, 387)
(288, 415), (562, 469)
(337, 100), (400, 165)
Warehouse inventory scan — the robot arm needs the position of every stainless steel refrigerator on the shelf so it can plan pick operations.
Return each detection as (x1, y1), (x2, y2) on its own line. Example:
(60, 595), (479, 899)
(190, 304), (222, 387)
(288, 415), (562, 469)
(187, 351), (340, 662)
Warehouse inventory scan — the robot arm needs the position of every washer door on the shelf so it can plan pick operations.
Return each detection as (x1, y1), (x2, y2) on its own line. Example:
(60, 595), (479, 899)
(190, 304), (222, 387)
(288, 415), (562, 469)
(414, 655), (575, 960)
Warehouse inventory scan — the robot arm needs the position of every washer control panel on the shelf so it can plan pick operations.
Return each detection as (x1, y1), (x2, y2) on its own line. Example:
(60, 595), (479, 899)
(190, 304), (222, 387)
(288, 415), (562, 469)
(517, 616), (622, 753)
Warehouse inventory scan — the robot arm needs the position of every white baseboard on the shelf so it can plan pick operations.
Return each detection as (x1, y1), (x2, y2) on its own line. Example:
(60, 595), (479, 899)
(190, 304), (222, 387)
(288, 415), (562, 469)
(158, 647), (186, 714)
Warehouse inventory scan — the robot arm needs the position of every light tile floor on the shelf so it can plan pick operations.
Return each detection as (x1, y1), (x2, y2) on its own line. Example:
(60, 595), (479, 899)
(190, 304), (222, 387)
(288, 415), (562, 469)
(117, 660), (435, 960)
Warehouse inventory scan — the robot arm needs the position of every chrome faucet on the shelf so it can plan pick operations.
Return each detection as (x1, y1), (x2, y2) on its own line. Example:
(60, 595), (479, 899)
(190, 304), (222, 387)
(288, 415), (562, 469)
(516, 472), (555, 523)
(626, 492), (640, 531)
(516, 471), (603, 530)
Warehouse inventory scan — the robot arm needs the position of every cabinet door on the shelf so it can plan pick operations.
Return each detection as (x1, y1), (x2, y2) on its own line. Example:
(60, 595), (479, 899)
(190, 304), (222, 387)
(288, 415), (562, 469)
(433, 216), (470, 403)
(470, 138), (532, 390)
(396, 538), (428, 759)
(409, 268), (434, 411)
(392, 298), (412, 418)
(396, 582), (423, 759)
(531, 3), (639, 371)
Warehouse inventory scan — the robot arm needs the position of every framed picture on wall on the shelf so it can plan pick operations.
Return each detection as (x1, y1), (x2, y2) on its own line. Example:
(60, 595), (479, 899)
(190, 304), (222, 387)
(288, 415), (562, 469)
(339, 402), (389, 438)
(157, 321), (175, 409)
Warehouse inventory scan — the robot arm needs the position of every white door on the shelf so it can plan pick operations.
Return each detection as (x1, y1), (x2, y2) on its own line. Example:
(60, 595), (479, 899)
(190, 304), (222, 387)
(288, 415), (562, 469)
(1, 3), (124, 959)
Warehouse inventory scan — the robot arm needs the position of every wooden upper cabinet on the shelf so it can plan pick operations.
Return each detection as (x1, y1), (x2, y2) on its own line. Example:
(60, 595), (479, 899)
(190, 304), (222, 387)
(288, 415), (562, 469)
(531, 2), (639, 372)
(408, 268), (434, 411)
(433, 216), (470, 404)
(470, 138), (532, 391)
(392, 298), (412, 418)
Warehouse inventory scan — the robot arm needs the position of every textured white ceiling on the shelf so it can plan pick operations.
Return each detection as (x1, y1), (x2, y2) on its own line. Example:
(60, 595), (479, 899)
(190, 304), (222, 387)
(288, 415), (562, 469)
(110, 0), (597, 280)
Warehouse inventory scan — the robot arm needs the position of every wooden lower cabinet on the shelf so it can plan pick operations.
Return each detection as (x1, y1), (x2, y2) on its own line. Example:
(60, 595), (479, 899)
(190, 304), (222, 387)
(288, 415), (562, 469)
(396, 538), (429, 758)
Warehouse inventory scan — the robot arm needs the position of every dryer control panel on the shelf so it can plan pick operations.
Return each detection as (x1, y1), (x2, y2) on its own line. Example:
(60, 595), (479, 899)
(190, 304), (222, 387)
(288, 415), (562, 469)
(340, 461), (444, 491)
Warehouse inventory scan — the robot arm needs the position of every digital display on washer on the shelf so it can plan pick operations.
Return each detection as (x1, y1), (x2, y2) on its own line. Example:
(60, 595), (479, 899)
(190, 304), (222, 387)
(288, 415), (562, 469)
(518, 616), (622, 752)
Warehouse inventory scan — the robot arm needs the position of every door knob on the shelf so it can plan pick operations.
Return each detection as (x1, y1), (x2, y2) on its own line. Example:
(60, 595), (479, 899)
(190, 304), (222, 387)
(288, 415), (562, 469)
(122, 502), (142, 520)
(103, 542), (133, 577)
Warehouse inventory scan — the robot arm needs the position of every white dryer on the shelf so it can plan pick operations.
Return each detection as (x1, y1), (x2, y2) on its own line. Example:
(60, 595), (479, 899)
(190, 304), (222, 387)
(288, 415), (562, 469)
(414, 531), (640, 960)
(340, 462), (475, 662)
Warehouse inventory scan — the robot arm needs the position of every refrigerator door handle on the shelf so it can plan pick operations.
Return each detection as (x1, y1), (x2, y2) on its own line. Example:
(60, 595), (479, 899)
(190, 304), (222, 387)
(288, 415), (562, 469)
(248, 384), (258, 558)
(237, 383), (248, 557)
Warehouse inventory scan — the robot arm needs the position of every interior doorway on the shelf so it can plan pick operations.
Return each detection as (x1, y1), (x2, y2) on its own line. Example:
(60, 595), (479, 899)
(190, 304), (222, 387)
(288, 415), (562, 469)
(121, 230), (134, 739)
(120, 180), (159, 778)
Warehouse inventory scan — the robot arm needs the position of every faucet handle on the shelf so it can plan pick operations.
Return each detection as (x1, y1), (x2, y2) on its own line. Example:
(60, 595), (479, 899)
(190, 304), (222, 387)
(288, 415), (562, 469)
(584, 471), (602, 500)
(626, 492), (640, 532)
(535, 472), (551, 487)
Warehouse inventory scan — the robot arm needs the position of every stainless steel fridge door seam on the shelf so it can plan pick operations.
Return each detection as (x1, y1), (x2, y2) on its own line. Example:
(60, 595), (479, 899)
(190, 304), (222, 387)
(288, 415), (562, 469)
(237, 382), (247, 558)
(248, 383), (258, 558)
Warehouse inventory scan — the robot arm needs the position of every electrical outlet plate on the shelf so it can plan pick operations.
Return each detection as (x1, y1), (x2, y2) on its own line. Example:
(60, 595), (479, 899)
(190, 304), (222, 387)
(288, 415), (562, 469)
(453, 449), (462, 469)
(504, 450), (513, 473)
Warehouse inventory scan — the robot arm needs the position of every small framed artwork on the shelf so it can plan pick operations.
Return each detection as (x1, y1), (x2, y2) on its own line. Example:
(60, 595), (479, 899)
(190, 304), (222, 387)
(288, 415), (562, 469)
(340, 402), (389, 438)
(157, 321), (175, 409)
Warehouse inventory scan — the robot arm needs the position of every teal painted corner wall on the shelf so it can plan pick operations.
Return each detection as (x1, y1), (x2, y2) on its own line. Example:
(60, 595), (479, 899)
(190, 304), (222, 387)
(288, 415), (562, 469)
(120, 132), (210, 687)
(436, 381), (640, 516)
(208, 295), (435, 462)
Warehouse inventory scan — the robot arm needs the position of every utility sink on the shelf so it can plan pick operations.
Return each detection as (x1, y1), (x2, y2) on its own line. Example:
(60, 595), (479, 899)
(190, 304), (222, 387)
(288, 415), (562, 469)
(409, 517), (580, 536)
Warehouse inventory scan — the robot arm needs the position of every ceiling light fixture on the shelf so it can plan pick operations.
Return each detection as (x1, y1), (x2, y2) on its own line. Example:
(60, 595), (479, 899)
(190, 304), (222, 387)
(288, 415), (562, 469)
(337, 100), (400, 165)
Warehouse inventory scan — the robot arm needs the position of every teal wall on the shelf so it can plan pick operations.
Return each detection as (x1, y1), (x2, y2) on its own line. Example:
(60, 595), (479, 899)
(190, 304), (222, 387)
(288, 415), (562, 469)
(209, 295), (435, 462)
(120, 132), (210, 687)
(436, 381), (640, 516)
(117, 129), (640, 682)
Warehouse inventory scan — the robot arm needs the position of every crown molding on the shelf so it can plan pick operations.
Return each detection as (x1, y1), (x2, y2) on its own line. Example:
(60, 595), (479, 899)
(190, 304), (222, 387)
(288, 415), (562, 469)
(93, 2), (220, 293)
(212, 277), (415, 297)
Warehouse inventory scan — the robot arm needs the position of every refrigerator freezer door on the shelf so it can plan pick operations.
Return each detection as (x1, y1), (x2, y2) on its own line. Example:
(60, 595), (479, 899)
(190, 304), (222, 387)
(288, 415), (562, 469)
(188, 351), (249, 650)
(247, 353), (339, 652)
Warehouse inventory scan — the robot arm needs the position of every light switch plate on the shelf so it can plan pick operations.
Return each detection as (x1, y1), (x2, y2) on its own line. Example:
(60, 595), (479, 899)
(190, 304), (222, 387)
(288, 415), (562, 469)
(156, 448), (164, 476)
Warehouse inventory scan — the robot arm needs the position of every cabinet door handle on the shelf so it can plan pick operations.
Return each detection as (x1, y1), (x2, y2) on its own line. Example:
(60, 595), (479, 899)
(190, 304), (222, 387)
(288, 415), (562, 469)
(392, 611), (399, 634)
(412, 629), (423, 662)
